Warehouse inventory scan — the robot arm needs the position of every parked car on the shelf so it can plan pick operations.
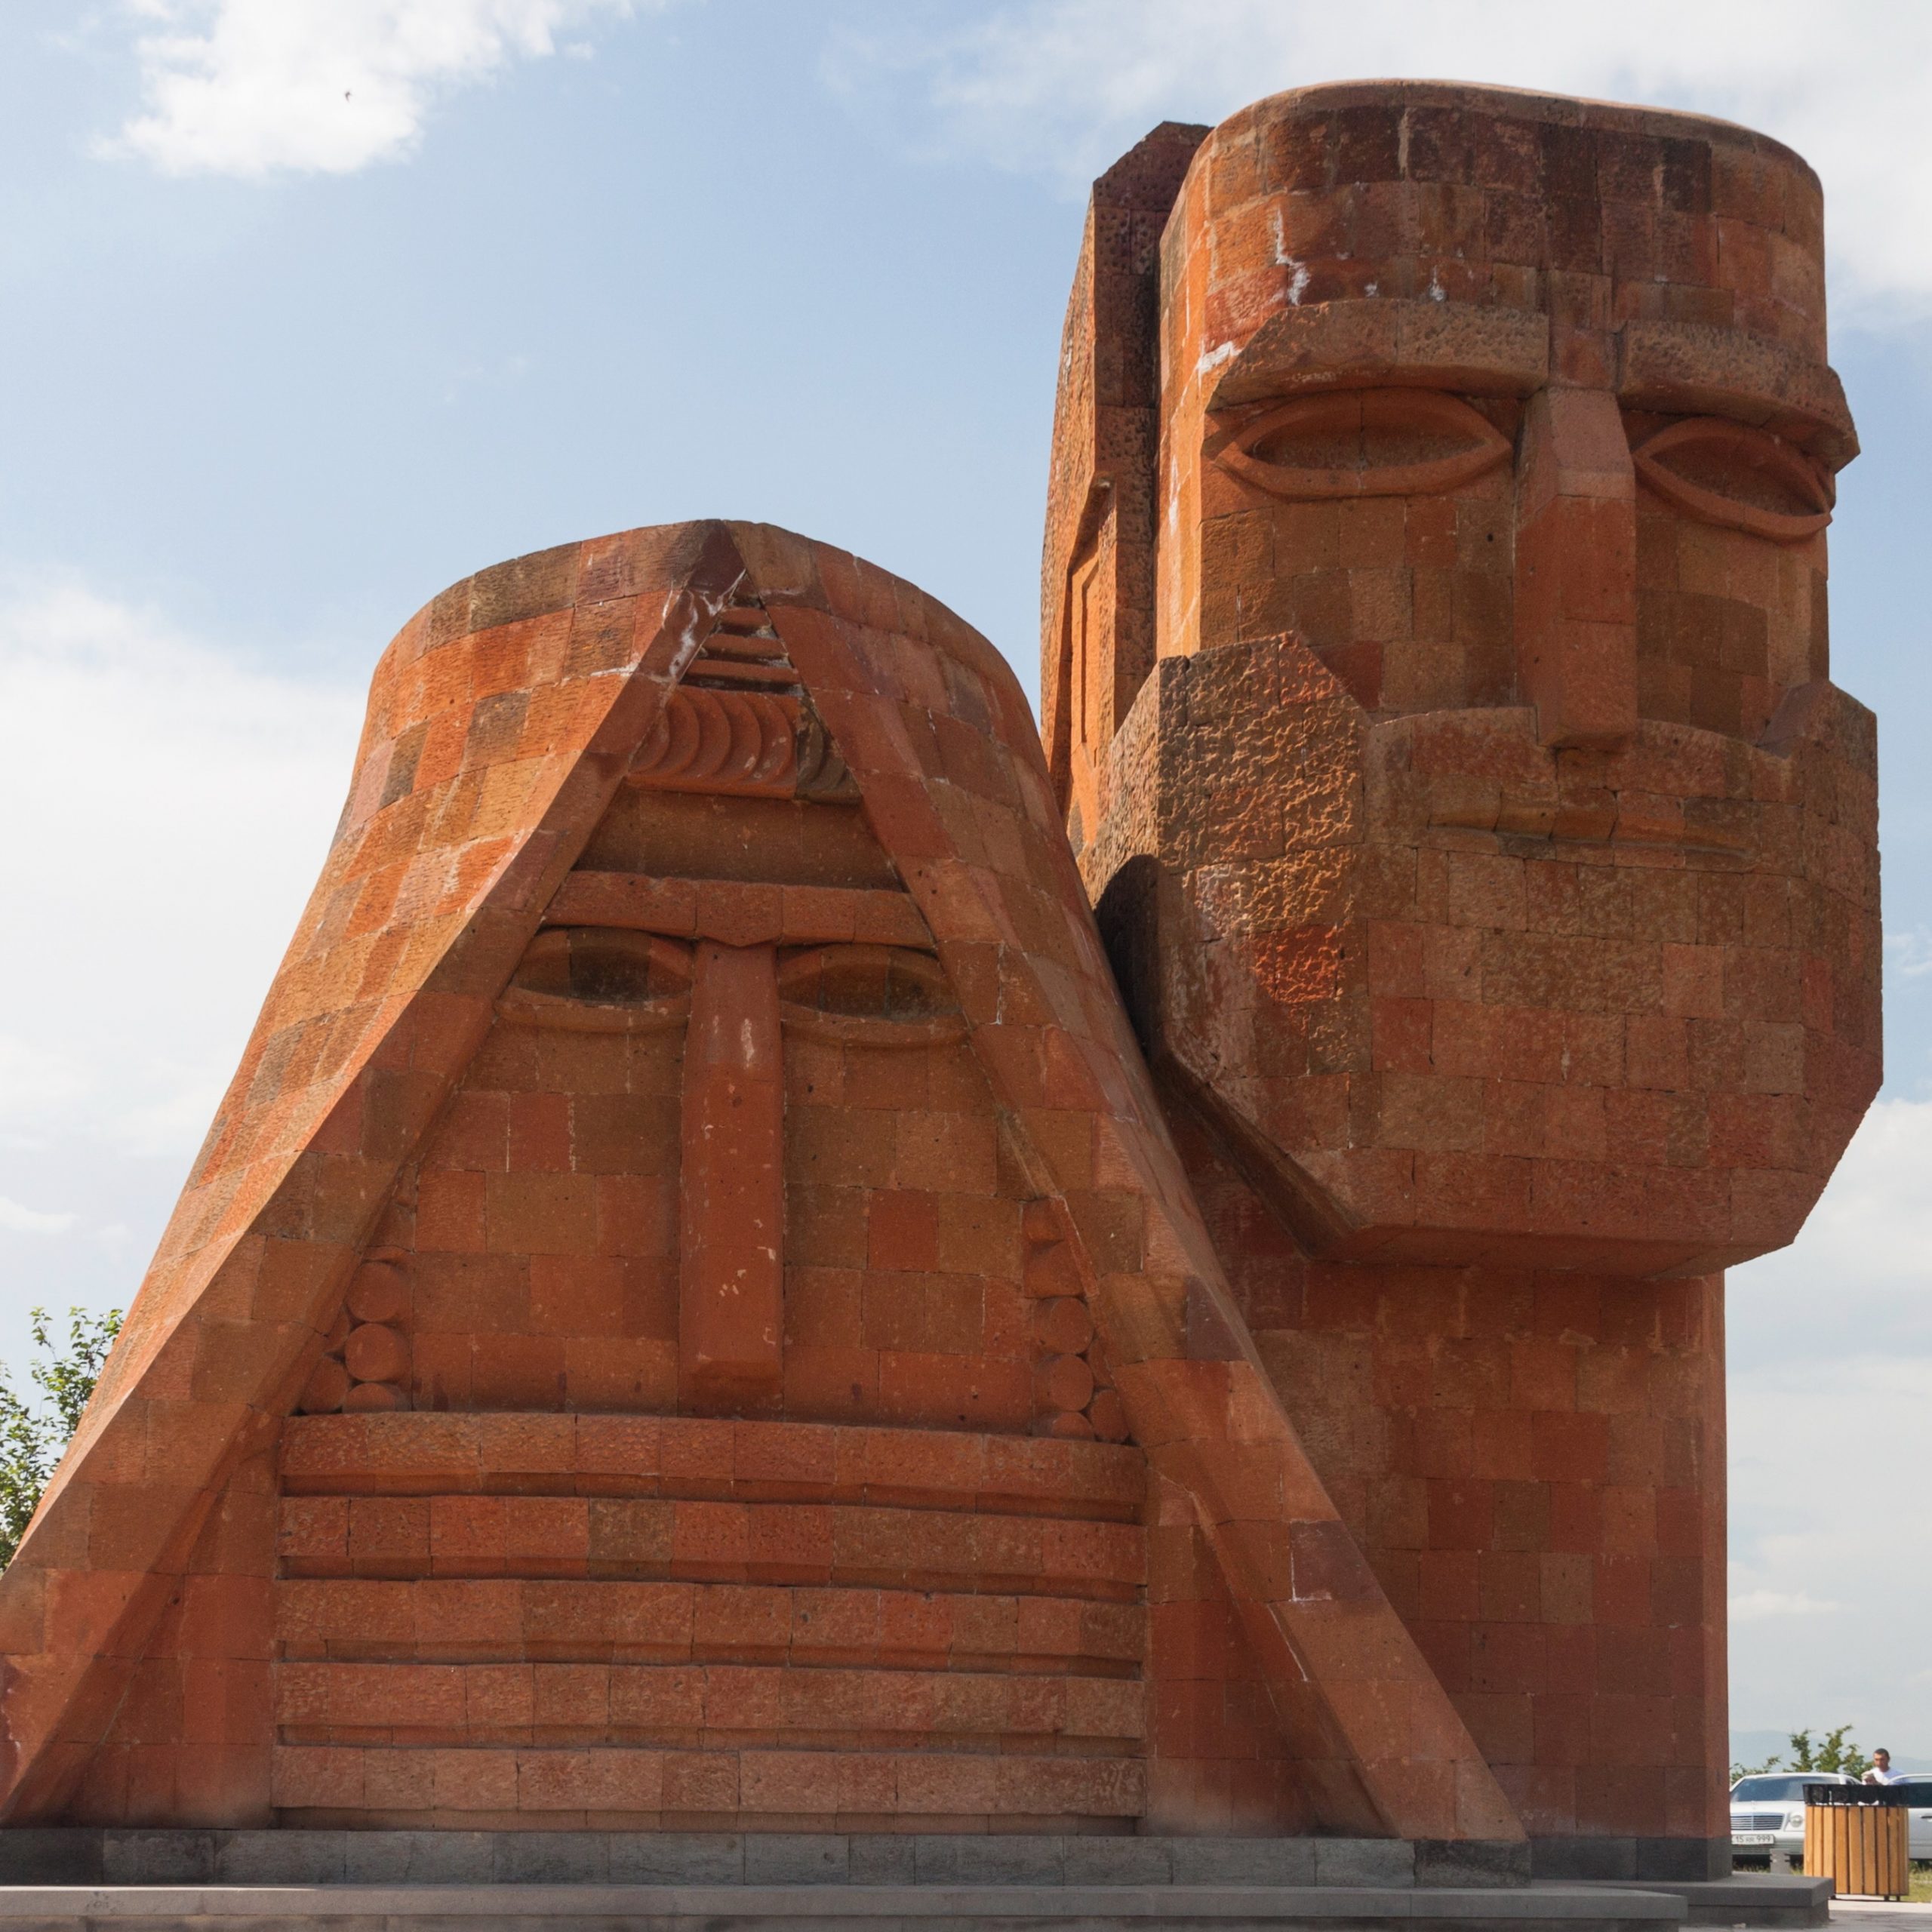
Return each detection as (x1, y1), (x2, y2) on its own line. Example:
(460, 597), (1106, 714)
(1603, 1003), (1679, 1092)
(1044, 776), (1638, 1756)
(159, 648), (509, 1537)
(1885, 1776), (1932, 1858)
(1730, 1771), (1860, 1864)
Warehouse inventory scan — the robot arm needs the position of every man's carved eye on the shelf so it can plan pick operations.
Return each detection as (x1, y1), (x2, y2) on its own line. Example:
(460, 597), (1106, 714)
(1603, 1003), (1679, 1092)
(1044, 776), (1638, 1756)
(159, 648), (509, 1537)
(777, 944), (964, 1047)
(499, 928), (694, 1032)
(1631, 417), (1832, 542)
(1209, 389), (1511, 500)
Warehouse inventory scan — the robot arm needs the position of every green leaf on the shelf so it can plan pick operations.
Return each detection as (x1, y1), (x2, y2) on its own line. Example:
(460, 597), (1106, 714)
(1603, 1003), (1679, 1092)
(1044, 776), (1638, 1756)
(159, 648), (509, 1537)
(0, 1306), (123, 1568)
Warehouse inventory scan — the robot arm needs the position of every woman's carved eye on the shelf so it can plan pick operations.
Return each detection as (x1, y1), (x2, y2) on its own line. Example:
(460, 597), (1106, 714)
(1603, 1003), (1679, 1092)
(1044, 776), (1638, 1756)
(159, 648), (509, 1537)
(1209, 389), (1511, 500)
(1631, 417), (1832, 542)
(777, 944), (964, 1047)
(499, 928), (693, 1032)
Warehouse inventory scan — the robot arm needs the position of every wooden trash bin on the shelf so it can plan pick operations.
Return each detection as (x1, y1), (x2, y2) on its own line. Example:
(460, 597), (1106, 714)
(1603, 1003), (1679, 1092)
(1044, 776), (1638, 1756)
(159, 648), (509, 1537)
(1803, 1783), (1909, 1899)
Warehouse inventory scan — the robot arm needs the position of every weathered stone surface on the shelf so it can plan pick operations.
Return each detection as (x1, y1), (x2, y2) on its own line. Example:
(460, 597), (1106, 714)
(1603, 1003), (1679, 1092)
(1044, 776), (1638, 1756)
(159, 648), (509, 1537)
(0, 72), (1878, 1883)
(0, 518), (1512, 1847)
(1048, 78), (1878, 1876)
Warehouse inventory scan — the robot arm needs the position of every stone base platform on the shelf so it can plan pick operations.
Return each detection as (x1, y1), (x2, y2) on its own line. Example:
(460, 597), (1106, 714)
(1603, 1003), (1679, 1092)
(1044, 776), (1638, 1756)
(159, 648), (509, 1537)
(0, 1837), (1832, 1927)
(0, 1881), (1690, 1930)
(0, 1835), (1528, 1890)
(1577, 1876), (1833, 1927)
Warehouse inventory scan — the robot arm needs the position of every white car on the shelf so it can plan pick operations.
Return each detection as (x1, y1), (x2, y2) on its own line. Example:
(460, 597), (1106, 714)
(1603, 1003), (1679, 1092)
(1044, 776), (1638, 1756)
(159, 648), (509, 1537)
(1730, 1771), (1860, 1864)
(1884, 1775), (1932, 1857)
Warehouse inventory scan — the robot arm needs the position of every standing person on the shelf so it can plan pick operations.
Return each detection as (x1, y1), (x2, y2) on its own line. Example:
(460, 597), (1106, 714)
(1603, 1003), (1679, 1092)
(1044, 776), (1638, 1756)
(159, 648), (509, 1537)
(1865, 1749), (1900, 1784)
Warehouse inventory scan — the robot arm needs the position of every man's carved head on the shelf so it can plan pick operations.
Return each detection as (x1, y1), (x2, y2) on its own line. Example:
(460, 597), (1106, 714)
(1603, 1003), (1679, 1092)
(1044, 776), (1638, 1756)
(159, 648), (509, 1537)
(1047, 82), (1880, 1274)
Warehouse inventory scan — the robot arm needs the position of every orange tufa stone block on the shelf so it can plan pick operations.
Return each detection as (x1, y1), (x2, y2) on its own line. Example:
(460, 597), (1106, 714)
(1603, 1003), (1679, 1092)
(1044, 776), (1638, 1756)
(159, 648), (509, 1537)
(0, 78), (1875, 1882)
(1048, 81), (1875, 1876)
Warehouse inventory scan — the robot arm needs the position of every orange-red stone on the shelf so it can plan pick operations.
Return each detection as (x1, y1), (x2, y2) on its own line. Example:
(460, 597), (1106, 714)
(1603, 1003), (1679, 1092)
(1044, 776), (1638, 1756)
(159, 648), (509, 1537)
(0, 80), (1875, 1879)
(0, 514), (1515, 1846)
(1048, 81), (1878, 1875)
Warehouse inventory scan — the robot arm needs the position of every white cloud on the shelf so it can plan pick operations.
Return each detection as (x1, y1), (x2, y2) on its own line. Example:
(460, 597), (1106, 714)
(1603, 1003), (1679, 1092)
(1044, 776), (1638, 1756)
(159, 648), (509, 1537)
(1887, 929), (1932, 980)
(110, 0), (641, 177)
(1730, 1589), (1845, 1623)
(0, 1199), (78, 1236)
(1732, 1098), (1932, 1324)
(840, 0), (1932, 320)
(0, 1038), (86, 1142)
(1727, 1352), (1932, 1752)
(0, 574), (362, 1161)
(1726, 1099), (1932, 1752)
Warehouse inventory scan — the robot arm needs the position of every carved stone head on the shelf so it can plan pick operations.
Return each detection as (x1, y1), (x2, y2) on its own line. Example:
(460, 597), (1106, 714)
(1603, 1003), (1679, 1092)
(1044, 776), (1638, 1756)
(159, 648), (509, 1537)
(1048, 83), (1880, 1273)
(0, 520), (1519, 1843)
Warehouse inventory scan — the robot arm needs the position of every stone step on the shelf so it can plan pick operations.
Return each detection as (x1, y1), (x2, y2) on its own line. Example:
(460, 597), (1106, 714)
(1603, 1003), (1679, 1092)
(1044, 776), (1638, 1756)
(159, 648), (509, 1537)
(278, 1416), (1144, 1521)
(271, 1746), (1149, 1824)
(275, 1578), (1145, 1672)
(0, 1830), (1515, 1890)
(1573, 1875), (1831, 1927)
(275, 1494), (1146, 1595)
(275, 1660), (1147, 1749)
(0, 1884), (1687, 1930)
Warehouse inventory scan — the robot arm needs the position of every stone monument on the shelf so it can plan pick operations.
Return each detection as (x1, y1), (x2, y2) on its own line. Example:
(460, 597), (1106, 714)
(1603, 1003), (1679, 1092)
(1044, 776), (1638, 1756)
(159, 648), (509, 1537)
(1046, 82), (1878, 1878)
(0, 523), (1512, 1855)
(0, 79), (1878, 1897)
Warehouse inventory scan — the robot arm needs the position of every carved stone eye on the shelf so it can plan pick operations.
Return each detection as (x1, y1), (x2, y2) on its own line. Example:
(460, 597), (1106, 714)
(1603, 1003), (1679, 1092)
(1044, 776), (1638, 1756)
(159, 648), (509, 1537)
(776, 944), (964, 1047)
(499, 928), (694, 1032)
(1209, 389), (1512, 500)
(1631, 417), (1832, 542)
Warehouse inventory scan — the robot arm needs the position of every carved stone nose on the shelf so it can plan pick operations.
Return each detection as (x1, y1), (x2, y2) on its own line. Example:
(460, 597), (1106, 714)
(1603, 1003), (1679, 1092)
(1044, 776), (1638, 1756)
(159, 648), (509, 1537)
(1513, 386), (1638, 750)
(678, 937), (785, 1411)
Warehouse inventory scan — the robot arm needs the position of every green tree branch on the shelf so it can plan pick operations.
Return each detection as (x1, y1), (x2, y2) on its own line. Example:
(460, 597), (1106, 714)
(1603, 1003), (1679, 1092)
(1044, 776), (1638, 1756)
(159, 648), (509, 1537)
(1730, 1725), (1873, 1783)
(0, 1305), (122, 1567)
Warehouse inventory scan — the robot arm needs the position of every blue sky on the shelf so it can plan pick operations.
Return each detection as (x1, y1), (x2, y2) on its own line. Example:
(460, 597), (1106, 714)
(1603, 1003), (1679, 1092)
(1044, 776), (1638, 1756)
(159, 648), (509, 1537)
(2, 0), (1930, 1764)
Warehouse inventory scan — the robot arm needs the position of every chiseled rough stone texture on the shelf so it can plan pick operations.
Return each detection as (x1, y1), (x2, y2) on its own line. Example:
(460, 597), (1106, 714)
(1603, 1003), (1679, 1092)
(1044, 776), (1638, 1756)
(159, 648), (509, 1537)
(0, 518), (1518, 1849)
(1, 73), (1881, 1877)
(1048, 82), (1879, 1875)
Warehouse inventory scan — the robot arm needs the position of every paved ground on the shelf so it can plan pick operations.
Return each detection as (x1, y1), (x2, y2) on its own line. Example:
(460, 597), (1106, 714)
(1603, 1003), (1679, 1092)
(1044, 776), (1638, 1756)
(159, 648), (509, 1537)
(1831, 1900), (1932, 1927)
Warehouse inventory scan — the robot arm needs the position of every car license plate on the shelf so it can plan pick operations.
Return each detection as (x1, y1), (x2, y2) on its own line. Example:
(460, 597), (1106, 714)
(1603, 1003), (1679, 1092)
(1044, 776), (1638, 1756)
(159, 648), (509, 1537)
(1734, 1833), (1777, 1846)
